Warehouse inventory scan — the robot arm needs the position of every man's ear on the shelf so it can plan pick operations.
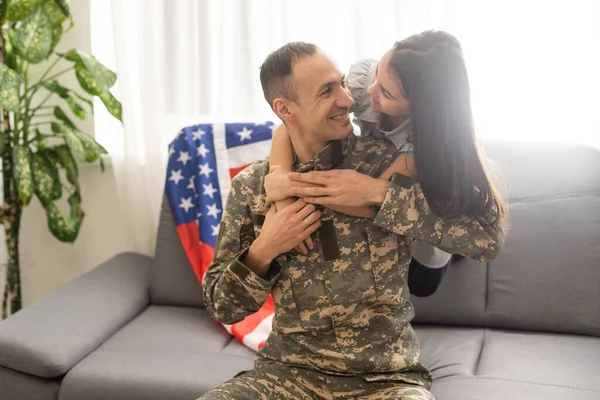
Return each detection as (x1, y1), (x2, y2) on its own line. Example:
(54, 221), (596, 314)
(273, 98), (293, 122)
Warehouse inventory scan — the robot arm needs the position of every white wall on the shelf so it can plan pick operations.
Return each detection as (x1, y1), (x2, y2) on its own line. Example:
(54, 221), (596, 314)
(0, 0), (137, 310)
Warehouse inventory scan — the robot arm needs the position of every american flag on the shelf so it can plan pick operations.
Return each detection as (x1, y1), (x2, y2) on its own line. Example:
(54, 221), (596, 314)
(165, 122), (277, 351)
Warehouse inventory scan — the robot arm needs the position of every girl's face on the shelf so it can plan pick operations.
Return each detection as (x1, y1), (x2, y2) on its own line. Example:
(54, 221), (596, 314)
(367, 49), (411, 122)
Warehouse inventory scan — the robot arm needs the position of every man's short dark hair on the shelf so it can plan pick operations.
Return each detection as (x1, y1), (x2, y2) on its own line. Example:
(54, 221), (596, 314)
(259, 42), (318, 108)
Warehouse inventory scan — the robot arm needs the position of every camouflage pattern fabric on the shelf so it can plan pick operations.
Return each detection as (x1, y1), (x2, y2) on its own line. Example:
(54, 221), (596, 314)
(201, 134), (504, 399)
(197, 360), (435, 399)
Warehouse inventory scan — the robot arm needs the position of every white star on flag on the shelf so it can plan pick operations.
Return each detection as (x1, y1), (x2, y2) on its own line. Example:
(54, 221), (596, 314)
(169, 169), (184, 184)
(169, 146), (175, 157)
(192, 128), (206, 141)
(202, 183), (218, 199)
(187, 177), (195, 191)
(197, 143), (210, 158)
(206, 203), (221, 219)
(211, 224), (220, 236)
(199, 163), (214, 178)
(237, 127), (253, 141)
(179, 197), (194, 212)
(177, 151), (191, 165)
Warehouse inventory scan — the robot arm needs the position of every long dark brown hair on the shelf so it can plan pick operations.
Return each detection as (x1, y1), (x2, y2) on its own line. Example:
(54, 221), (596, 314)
(389, 30), (506, 223)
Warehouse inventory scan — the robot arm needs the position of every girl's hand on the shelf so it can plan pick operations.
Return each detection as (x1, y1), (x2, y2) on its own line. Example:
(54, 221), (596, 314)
(265, 165), (322, 202)
(265, 165), (293, 203)
(289, 170), (390, 207)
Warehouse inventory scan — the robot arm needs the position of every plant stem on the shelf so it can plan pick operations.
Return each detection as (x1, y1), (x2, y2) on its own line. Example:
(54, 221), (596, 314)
(0, 30), (23, 318)
(38, 55), (62, 84)
(42, 67), (73, 85)
(31, 91), (54, 116)
(60, 183), (74, 196)
(28, 122), (53, 127)
(24, 56), (66, 96)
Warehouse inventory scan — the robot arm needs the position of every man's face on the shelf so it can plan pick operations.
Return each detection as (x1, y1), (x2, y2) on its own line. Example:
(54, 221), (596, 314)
(287, 51), (354, 142)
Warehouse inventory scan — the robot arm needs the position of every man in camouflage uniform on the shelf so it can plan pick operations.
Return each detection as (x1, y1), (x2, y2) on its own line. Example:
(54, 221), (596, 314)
(198, 43), (503, 399)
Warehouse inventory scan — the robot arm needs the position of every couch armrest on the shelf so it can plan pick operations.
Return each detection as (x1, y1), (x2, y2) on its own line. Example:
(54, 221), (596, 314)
(0, 252), (152, 378)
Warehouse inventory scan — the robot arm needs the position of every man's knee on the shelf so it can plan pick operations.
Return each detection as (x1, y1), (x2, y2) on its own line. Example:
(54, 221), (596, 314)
(197, 367), (314, 400)
(358, 384), (435, 400)
(196, 373), (265, 400)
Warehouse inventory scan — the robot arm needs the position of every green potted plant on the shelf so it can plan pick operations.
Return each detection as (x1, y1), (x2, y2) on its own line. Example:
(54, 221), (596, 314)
(0, 0), (122, 318)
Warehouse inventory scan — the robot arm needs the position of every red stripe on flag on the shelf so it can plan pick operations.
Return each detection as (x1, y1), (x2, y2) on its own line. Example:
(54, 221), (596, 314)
(176, 222), (214, 286)
(229, 163), (251, 180)
(230, 295), (275, 339)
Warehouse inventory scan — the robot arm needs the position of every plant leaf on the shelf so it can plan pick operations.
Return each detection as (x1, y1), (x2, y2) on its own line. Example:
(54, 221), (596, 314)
(63, 49), (116, 95)
(44, 81), (86, 118)
(12, 4), (53, 63)
(44, 195), (84, 243)
(73, 92), (93, 112)
(50, 23), (62, 51)
(66, 96), (85, 119)
(44, 0), (68, 26)
(45, 81), (93, 109)
(12, 144), (34, 205)
(6, 0), (43, 22)
(98, 90), (122, 122)
(44, 80), (69, 97)
(53, 105), (77, 130)
(0, 63), (23, 112)
(73, 130), (104, 162)
(52, 120), (86, 162)
(51, 113), (104, 162)
(31, 149), (61, 206)
(52, 144), (79, 194)
(4, 28), (20, 72)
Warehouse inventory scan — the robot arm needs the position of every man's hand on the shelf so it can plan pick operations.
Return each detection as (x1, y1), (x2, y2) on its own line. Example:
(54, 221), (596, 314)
(274, 197), (315, 256)
(248, 199), (322, 275)
(288, 170), (390, 207)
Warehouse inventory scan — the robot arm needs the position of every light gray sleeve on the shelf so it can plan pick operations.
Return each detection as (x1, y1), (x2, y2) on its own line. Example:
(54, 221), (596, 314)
(411, 240), (452, 268)
(348, 59), (378, 117)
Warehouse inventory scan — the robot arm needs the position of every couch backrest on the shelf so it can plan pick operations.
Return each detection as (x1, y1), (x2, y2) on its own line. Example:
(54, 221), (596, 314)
(151, 194), (205, 308)
(412, 139), (600, 337)
(151, 138), (600, 337)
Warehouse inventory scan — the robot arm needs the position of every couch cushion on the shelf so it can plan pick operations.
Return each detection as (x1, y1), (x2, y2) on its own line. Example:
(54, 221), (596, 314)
(486, 197), (600, 336)
(0, 365), (61, 400)
(482, 139), (600, 201)
(414, 325), (484, 380)
(59, 306), (255, 400)
(411, 257), (487, 327)
(151, 195), (205, 308)
(431, 378), (600, 400)
(476, 330), (600, 392)
(414, 325), (600, 400)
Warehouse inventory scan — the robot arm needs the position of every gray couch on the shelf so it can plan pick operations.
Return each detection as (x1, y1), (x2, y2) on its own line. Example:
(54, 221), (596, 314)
(1, 139), (599, 400)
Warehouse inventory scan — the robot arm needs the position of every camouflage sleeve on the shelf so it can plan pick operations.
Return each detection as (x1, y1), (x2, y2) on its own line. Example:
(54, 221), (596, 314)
(202, 177), (282, 325)
(373, 173), (506, 262)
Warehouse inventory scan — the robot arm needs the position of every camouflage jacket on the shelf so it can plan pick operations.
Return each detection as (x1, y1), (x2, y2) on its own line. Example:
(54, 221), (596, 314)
(203, 134), (504, 388)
